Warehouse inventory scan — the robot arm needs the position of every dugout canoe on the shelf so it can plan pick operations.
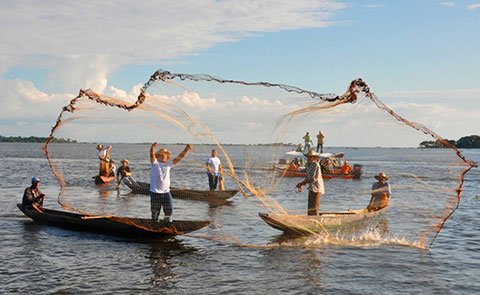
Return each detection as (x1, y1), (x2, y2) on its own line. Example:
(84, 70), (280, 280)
(259, 207), (387, 235)
(17, 204), (209, 237)
(94, 175), (115, 184)
(124, 180), (238, 202)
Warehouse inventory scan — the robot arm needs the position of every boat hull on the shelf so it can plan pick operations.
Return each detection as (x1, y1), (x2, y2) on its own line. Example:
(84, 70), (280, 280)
(17, 204), (209, 237)
(259, 207), (387, 235)
(124, 181), (238, 202)
(95, 175), (115, 184)
(275, 166), (362, 179)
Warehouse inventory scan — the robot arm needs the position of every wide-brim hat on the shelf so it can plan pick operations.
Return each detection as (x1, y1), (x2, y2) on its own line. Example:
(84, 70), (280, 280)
(304, 150), (320, 158)
(155, 148), (171, 159)
(121, 159), (129, 164)
(96, 144), (103, 149)
(374, 172), (389, 180)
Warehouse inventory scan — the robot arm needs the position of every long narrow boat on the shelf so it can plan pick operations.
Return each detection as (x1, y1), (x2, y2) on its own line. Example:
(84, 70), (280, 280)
(17, 204), (209, 237)
(124, 180), (238, 202)
(259, 207), (387, 235)
(94, 175), (115, 184)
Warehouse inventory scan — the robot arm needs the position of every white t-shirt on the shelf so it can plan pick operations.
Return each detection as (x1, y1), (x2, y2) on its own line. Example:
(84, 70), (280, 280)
(150, 159), (174, 193)
(206, 157), (221, 175)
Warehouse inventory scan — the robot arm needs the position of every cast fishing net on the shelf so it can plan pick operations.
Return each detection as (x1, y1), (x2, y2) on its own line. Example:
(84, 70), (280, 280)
(43, 70), (476, 248)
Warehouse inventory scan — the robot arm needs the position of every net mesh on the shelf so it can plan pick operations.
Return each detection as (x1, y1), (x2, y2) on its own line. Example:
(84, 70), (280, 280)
(42, 70), (477, 248)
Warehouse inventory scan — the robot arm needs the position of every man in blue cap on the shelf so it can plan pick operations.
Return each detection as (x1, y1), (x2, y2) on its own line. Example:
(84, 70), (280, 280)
(22, 177), (45, 213)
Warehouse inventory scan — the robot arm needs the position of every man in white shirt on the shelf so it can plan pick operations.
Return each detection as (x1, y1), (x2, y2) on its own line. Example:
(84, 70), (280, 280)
(150, 142), (192, 222)
(96, 144), (112, 177)
(206, 149), (222, 191)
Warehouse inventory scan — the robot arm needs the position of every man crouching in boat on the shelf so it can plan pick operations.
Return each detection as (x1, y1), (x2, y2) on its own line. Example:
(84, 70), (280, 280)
(22, 177), (45, 213)
(149, 143), (192, 222)
(367, 172), (391, 212)
(296, 150), (325, 215)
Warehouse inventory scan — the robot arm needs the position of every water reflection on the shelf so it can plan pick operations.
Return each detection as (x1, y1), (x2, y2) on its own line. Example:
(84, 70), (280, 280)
(146, 238), (197, 288)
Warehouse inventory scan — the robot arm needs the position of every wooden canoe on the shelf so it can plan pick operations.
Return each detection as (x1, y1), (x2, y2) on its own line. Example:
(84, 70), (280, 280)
(124, 180), (238, 202)
(259, 206), (388, 235)
(274, 165), (362, 179)
(94, 175), (115, 184)
(17, 204), (209, 237)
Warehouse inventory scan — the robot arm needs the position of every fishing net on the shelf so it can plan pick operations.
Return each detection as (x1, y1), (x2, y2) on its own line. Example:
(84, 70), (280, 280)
(43, 70), (476, 249)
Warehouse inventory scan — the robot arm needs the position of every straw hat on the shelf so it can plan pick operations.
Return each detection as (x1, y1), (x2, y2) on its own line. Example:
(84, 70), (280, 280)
(304, 150), (320, 158)
(374, 172), (389, 181)
(155, 148), (171, 159)
(96, 144), (103, 149)
(121, 159), (129, 164)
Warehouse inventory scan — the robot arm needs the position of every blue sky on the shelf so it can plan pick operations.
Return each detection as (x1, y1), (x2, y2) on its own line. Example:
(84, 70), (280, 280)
(0, 0), (479, 146)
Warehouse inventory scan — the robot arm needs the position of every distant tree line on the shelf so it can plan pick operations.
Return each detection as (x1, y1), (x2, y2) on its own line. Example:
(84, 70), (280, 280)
(0, 135), (77, 143)
(419, 135), (480, 148)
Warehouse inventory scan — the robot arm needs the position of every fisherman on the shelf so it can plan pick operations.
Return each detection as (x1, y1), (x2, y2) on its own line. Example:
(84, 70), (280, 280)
(206, 149), (222, 191)
(316, 130), (325, 153)
(367, 172), (391, 212)
(96, 144), (112, 177)
(341, 160), (352, 175)
(22, 177), (45, 213)
(296, 150), (325, 215)
(150, 143), (192, 222)
(117, 159), (134, 186)
(302, 132), (313, 152)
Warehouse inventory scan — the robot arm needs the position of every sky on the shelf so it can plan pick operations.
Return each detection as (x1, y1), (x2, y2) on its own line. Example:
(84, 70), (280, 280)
(0, 0), (479, 147)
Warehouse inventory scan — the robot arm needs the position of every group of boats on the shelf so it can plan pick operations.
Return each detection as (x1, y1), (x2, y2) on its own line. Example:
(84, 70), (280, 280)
(18, 148), (387, 240)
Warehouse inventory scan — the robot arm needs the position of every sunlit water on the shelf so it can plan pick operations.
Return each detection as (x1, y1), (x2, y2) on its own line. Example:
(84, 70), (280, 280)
(0, 143), (479, 294)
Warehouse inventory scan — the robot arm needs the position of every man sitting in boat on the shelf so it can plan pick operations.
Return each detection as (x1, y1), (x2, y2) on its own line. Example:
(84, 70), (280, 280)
(21, 177), (45, 213)
(341, 161), (352, 175)
(367, 172), (391, 212)
(296, 150), (325, 215)
(117, 159), (135, 187)
(108, 160), (116, 177)
(206, 149), (222, 191)
(150, 143), (192, 222)
(96, 144), (112, 177)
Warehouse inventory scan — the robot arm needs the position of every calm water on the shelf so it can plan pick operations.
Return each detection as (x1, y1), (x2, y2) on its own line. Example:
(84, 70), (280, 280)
(0, 143), (479, 294)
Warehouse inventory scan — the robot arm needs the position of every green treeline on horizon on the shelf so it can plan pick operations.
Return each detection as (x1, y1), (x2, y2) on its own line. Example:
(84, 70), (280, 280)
(419, 135), (480, 149)
(0, 135), (77, 143)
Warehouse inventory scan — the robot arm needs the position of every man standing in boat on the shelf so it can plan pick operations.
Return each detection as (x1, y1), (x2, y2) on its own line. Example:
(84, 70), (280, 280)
(150, 143), (192, 222)
(22, 177), (45, 213)
(302, 132), (313, 152)
(96, 144), (112, 177)
(296, 150), (325, 215)
(206, 149), (222, 191)
(367, 172), (391, 211)
(316, 130), (325, 153)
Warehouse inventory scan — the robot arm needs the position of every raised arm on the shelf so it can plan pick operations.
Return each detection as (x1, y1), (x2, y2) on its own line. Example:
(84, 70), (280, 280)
(173, 144), (192, 165)
(150, 142), (157, 163)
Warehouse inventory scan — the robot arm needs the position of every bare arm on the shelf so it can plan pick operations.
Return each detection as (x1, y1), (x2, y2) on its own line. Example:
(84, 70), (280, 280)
(173, 144), (192, 165)
(150, 142), (157, 163)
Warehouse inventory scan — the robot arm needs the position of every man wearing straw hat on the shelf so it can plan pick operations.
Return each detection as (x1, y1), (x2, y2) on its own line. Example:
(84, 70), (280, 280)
(367, 172), (391, 211)
(149, 143), (192, 222)
(296, 150), (325, 215)
(117, 159), (133, 187)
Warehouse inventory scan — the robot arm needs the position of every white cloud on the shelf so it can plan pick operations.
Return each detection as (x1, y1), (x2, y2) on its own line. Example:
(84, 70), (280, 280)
(177, 91), (216, 109)
(439, 2), (456, 7)
(0, 0), (346, 92)
(364, 4), (384, 8)
(0, 79), (71, 120)
(467, 3), (480, 10)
